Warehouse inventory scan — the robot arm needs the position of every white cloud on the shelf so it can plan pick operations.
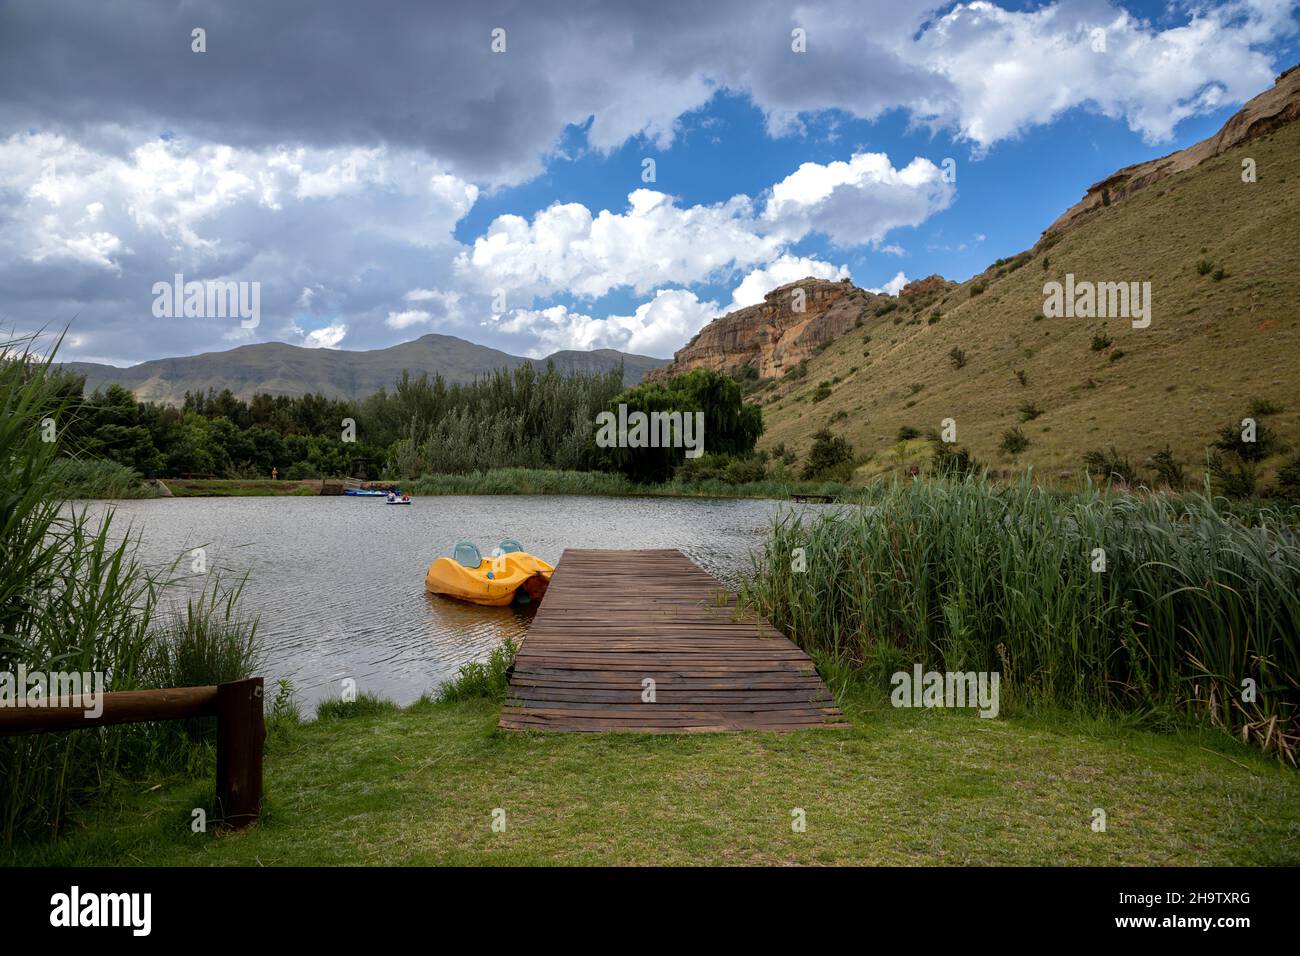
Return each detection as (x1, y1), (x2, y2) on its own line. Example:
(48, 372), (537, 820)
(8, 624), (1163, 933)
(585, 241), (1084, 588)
(731, 256), (851, 309)
(910, 0), (1287, 149)
(457, 189), (781, 300)
(492, 289), (719, 358)
(763, 152), (955, 247)
(866, 271), (909, 296)
(295, 321), (348, 348)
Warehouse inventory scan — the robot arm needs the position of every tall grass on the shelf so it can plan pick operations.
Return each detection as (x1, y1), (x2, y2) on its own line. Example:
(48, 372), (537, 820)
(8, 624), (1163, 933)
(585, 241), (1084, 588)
(742, 475), (1300, 762)
(47, 457), (155, 499)
(0, 334), (260, 844)
(407, 466), (858, 500)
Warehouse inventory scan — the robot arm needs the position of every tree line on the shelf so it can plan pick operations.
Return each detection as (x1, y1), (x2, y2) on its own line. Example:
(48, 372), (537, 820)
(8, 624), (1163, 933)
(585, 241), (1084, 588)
(54, 363), (763, 483)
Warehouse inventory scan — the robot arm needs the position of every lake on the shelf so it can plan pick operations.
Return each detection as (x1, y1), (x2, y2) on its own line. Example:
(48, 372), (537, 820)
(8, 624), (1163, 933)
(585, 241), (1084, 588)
(82, 495), (821, 708)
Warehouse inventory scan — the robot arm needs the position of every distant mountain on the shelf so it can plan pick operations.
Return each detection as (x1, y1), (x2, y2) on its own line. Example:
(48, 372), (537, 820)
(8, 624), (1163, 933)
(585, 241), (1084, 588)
(61, 334), (668, 404)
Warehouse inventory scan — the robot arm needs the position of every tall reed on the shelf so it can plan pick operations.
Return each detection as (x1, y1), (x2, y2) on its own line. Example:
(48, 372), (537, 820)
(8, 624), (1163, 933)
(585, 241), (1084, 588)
(742, 475), (1300, 761)
(0, 334), (260, 844)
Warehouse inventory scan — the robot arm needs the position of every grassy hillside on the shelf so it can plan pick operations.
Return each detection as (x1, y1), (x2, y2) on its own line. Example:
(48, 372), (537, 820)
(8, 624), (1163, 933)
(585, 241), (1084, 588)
(758, 119), (1300, 487)
(63, 334), (666, 404)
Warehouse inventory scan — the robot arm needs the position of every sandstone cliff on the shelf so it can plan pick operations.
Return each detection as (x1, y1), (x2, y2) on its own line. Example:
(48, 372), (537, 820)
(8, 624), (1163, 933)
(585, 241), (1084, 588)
(645, 277), (891, 381)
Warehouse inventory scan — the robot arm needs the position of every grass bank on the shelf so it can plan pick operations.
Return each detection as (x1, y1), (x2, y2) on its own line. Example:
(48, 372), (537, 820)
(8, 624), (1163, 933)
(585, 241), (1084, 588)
(6, 684), (1297, 866)
(406, 467), (857, 500)
(743, 475), (1300, 763)
(163, 478), (320, 497)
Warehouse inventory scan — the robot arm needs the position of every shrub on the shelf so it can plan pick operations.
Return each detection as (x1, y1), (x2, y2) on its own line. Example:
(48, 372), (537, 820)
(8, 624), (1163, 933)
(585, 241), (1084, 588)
(801, 429), (856, 482)
(1275, 454), (1300, 500)
(1083, 447), (1138, 485)
(896, 425), (922, 442)
(811, 382), (832, 403)
(969, 282), (987, 297)
(1015, 369), (1029, 387)
(1207, 452), (1258, 499)
(1018, 402), (1043, 422)
(1249, 397), (1284, 417)
(1213, 419), (1282, 462)
(928, 309), (942, 324)
(1149, 445), (1185, 489)
(930, 439), (982, 478)
(1109, 349), (1125, 362)
(1197, 259), (1214, 275)
(1091, 333), (1113, 352)
(949, 347), (967, 370)
(999, 426), (1030, 455)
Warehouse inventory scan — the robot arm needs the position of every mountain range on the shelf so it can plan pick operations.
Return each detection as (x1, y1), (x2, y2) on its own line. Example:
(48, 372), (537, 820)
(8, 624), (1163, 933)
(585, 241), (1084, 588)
(62, 335), (667, 404)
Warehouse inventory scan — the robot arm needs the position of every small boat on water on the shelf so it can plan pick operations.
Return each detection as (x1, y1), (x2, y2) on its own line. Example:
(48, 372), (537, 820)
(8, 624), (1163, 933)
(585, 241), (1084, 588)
(345, 489), (387, 497)
(425, 540), (553, 606)
(386, 492), (412, 505)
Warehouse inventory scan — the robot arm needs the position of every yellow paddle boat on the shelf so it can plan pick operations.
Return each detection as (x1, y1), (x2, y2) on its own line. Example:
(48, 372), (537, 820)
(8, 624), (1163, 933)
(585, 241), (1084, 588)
(425, 540), (554, 606)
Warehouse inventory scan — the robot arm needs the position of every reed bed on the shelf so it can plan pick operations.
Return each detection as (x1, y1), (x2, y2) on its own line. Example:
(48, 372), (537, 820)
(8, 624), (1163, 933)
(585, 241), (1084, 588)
(0, 335), (260, 844)
(743, 475), (1300, 762)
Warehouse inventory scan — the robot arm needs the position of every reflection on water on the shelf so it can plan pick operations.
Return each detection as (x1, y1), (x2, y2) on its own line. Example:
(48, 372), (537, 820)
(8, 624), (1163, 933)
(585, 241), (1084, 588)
(80, 494), (828, 707)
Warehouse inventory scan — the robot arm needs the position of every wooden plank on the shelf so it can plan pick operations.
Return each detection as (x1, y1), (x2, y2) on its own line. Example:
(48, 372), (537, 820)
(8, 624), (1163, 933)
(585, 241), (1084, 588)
(498, 549), (846, 734)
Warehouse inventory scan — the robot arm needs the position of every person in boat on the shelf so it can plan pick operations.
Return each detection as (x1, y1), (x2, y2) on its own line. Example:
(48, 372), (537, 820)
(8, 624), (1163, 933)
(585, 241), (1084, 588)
(387, 491), (397, 503)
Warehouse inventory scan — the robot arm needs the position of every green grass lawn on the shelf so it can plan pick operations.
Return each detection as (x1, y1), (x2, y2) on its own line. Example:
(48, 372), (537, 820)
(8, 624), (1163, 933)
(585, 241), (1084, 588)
(8, 688), (1298, 866)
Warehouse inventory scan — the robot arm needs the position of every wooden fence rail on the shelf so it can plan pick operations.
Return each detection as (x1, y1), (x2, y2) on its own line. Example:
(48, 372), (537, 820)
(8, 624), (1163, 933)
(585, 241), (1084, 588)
(0, 677), (265, 828)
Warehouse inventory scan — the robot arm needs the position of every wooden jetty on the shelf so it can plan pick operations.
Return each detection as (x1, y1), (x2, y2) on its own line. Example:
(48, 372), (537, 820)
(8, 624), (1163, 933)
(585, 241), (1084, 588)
(499, 549), (847, 733)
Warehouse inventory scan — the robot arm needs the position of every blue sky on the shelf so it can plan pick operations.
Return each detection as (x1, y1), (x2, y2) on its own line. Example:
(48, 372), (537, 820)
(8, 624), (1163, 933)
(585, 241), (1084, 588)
(1, 0), (1297, 364)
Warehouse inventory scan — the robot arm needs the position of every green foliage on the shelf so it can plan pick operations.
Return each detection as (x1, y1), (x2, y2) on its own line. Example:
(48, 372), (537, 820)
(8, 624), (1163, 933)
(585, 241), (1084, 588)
(0, 335), (261, 843)
(604, 369), (762, 484)
(948, 347), (967, 370)
(999, 426), (1030, 455)
(811, 382), (832, 403)
(1149, 445), (1185, 488)
(315, 692), (400, 720)
(930, 440), (982, 478)
(896, 425), (922, 442)
(1091, 333), (1113, 351)
(742, 477), (1300, 761)
(437, 639), (518, 702)
(1197, 259), (1214, 276)
(1018, 402), (1043, 422)
(1213, 418), (1281, 462)
(801, 429), (855, 482)
(1084, 448), (1139, 485)
(1276, 454), (1300, 500)
(1249, 397), (1284, 417)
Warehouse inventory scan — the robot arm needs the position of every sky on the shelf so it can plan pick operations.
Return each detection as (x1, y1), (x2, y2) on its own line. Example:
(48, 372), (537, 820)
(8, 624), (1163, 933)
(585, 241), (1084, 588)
(1, 0), (1297, 365)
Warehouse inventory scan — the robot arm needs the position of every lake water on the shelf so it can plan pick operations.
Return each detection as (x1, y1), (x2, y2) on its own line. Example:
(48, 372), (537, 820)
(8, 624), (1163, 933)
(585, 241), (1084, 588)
(82, 495), (822, 708)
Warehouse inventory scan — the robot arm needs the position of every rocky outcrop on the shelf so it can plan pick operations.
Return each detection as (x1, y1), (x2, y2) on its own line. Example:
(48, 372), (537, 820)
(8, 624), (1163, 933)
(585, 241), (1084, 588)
(646, 277), (889, 381)
(1044, 63), (1300, 238)
(899, 274), (956, 300)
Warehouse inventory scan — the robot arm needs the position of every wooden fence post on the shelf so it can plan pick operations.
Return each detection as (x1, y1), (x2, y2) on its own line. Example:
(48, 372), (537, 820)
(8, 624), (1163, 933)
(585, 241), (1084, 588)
(216, 677), (265, 828)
